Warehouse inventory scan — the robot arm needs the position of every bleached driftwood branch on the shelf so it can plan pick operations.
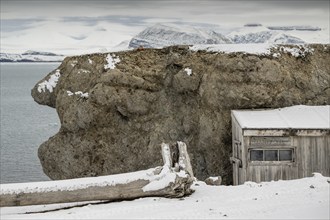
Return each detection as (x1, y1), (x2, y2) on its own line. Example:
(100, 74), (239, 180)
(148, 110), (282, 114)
(0, 142), (194, 207)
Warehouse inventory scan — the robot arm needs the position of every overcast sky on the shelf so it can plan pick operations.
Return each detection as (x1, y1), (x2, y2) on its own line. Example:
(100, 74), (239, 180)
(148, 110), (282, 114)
(2, 0), (329, 26)
(1, 0), (329, 54)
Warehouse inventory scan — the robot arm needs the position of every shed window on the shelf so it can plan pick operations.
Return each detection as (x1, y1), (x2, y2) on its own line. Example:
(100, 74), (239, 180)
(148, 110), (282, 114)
(250, 150), (263, 161)
(264, 150), (278, 161)
(250, 149), (293, 162)
(279, 150), (292, 161)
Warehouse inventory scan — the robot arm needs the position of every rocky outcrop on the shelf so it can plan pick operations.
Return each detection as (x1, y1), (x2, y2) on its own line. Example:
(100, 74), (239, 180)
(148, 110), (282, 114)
(31, 45), (330, 184)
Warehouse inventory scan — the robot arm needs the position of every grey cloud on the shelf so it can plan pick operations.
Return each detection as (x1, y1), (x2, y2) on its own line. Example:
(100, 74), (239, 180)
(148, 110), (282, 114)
(3, 0), (328, 11)
(1, 0), (328, 28)
(257, 0), (329, 9)
(0, 18), (45, 32)
(61, 15), (154, 26)
(1, 0), (162, 9)
(69, 35), (88, 40)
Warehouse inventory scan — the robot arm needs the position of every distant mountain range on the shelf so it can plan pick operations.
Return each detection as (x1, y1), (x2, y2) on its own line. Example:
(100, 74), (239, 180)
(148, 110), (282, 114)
(1, 23), (326, 62)
(129, 23), (232, 48)
(0, 50), (65, 62)
(128, 23), (312, 48)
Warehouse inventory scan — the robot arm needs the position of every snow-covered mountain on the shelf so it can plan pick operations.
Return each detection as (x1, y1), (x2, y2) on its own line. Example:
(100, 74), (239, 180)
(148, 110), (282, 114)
(128, 23), (327, 48)
(0, 51), (65, 62)
(267, 25), (322, 31)
(129, 23), (232, 48)
(1, 23), (326, 56)
(227, 25), (305, 44)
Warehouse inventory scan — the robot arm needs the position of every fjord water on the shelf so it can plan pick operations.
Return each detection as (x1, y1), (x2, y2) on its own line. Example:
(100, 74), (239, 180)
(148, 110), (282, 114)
(0, 63), (61, 183)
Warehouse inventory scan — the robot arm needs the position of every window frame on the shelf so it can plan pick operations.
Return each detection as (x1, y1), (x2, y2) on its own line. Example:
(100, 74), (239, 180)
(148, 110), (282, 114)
(248, 147), (295, 165)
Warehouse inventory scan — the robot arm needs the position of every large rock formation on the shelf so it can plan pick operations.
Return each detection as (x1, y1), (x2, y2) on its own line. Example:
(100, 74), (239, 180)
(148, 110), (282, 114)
(32, 45), (330, 184)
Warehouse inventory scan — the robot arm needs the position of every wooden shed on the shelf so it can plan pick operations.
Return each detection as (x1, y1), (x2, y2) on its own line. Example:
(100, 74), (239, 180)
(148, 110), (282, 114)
(230, 105), (330, 185)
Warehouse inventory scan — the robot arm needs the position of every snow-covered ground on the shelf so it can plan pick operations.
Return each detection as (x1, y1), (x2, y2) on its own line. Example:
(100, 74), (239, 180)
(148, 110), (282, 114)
(1, 173), (329, 219)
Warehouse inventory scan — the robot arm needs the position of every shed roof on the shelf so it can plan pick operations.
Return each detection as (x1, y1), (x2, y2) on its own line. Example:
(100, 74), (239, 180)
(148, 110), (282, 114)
(232, 105), (330, 129)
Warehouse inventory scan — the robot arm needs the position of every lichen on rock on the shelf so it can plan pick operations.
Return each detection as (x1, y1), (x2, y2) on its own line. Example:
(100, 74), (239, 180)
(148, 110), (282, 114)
(31, 45), (330, 184)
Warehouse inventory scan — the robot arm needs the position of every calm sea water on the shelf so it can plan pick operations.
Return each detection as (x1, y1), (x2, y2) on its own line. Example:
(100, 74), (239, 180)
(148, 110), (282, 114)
(0, 63), (61, 184)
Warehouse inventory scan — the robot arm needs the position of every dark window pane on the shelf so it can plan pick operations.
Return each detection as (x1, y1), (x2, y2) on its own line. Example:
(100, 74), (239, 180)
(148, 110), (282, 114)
(250, 150), (263, 161)
(264, 150), (278, 161)
(279, 150), (293, 161)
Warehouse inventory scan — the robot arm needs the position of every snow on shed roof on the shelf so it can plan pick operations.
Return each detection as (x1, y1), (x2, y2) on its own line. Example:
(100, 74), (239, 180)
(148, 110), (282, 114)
(232, 105), (330, 129)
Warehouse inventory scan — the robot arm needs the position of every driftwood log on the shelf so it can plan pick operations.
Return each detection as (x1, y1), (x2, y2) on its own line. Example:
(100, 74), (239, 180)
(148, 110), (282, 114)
(0, 142), (194, 207)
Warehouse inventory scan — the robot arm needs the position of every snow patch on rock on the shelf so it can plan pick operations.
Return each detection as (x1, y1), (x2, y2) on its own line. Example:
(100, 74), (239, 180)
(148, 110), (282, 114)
(67, 90), (89, 98)
(279, 45), (314, 58)
(184, 68), (192, 76)
(190, 43), (274, 55)
(37, 69), (61, 93)
(273, 52), (281, 58)
(75, 91), (89, 98)
(70, 60), (78, 67)
(78, 69), (90, 74)
(104, 54), (120, 70)
(67, 91), (74, 96)
(209, 176), (220, 181)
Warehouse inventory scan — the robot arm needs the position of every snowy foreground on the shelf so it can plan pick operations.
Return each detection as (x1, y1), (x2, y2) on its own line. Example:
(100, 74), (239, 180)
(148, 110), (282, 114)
(1, 173), (329, 219)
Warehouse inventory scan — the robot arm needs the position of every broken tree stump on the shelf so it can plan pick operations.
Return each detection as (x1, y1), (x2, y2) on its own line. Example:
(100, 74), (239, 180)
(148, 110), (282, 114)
(0, 141), (194, 207)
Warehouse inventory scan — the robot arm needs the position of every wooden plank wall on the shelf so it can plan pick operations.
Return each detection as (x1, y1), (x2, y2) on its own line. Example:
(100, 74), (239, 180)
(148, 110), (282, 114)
(231, 114), (244, 185)
(231, 115), (243, 160)
(293, 136), (330, 178)
(246, 164), (298, 183)
(242, 135), (330, 184)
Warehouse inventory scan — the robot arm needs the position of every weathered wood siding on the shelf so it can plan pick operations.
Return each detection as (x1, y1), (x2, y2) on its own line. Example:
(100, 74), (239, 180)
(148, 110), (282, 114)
(293, 136), (330, 178)
(240, 135), (330, 184)
(231, 115), (243, 160)
(231, 114), (244, 185)
(245, 162), (299, 183)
